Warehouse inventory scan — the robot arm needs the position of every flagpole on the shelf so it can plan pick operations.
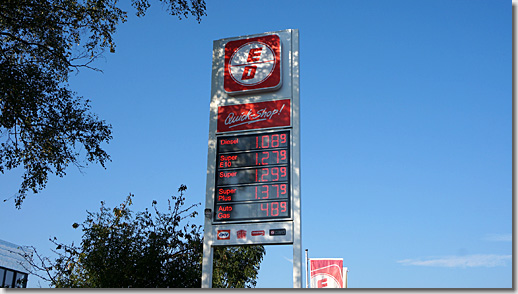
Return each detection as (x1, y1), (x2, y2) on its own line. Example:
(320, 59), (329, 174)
(305, 249), (309, 288)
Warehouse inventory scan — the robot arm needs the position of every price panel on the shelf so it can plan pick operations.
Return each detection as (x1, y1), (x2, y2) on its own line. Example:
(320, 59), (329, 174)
(215, 201), (289, 221)
(217, 150), (288, 168)
(214, 130), (290, 222)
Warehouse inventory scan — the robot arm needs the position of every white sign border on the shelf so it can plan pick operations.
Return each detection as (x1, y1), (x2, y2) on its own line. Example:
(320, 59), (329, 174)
(202, 29), (300, 288)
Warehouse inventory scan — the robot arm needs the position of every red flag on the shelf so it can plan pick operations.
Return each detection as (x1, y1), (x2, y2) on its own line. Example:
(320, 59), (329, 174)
(310, 259), (344, 288)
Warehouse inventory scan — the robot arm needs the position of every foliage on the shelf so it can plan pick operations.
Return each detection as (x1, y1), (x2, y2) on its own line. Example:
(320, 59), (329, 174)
(0, 0), (206, 208)
(19, 185), (265, 288)
(213, 245), (266, 288)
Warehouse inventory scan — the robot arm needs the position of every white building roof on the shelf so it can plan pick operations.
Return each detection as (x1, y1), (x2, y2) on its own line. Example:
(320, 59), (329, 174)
(0, 239), (31, 274)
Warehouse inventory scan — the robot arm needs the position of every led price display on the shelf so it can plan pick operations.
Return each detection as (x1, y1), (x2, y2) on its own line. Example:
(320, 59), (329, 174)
(218, 132), (288, 152)
(214, 130), (290, 222)
(217, 150), (288, 168)
(217, 183), (288, 202)
(217, 166), (288, 185)
(215, 201), (289, 221)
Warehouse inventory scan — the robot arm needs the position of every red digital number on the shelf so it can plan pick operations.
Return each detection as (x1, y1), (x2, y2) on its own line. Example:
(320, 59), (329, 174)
(271, 134), (279, 147)
(281, 202), (287, 213)
(261, 168), (269, 182)
(255, 186), (269, 199)
(271, 150), (287, 164)
(271, 202), (279, 216)
(272, 184), (279, 197)
(255, 134), (288, 149)
(272, 150), (279, 164)
(271, 168), (279, 181)
(273, 184), (287, 196)
(255, 185), (287, 199)
(256, 167), (287, 183)
(281, 184), (287, 195)
(259, 202), (287, 217)
(261, 185), (268, 199)
(255, 135), (269, 149)
(260, 203), (269, 216)
(261, 151), (269, 165)
(262, 135), (269, 148)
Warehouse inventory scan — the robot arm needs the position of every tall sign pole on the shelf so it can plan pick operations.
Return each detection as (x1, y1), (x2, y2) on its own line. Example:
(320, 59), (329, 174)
(202, 29), (301, 288)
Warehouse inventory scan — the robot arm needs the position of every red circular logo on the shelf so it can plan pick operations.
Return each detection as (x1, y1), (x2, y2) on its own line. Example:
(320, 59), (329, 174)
(229, 41), (276, 86)
(224, 34), (282, 94)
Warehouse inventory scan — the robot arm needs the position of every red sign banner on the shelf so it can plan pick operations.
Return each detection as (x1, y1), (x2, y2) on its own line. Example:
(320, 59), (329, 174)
(217, 99), (290, 133)
(310, 259), (344, 288)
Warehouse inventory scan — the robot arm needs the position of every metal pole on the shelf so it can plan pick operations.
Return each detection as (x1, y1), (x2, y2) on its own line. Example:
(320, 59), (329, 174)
(344, 267), (348, 288)
(291, 28), (302, 288)
(305, 249), (309, 288)
(201, 211), (214, 288)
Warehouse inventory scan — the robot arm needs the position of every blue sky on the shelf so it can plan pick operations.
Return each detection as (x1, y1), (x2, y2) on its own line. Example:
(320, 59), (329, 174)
(0, 0), (511, 289)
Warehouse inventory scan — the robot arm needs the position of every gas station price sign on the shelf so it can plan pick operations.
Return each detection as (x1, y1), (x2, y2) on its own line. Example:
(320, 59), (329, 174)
(214, 130), (291, 222)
